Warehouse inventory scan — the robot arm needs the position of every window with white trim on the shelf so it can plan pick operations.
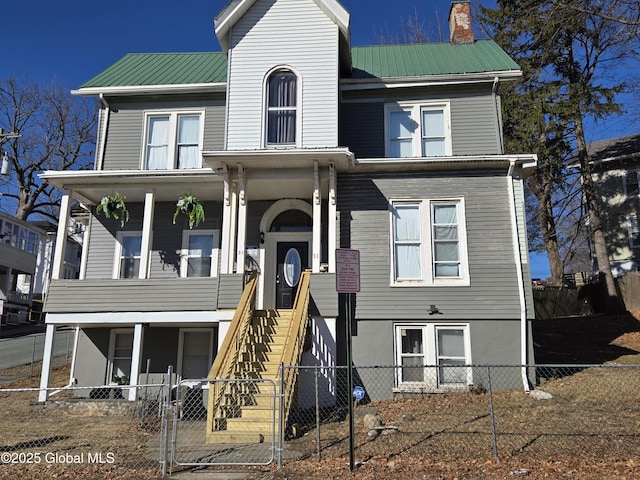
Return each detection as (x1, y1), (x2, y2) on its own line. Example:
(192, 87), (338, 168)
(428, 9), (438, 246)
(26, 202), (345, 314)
(266, 69), (298, 146)
(628, 215), (640, 248)
(107, 329), (134, 384)
(114, 231), (142, 279)
(143, 111), (203, 169)
(624, 169), (640, 197)
(385, 102), (452, 158)
(390, 199), (469, 286)
(180, 230), (219, 277)
(394, 324), (471, 390)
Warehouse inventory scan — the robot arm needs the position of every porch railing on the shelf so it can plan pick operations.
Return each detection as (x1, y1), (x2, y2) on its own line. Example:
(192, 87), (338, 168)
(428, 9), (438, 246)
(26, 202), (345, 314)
(278, 269), (312, 431)
(206, 271), (259, 437)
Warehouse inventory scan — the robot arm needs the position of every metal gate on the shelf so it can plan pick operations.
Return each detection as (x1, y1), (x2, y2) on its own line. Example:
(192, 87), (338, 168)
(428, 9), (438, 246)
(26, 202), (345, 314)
(170, 378), (278, 469)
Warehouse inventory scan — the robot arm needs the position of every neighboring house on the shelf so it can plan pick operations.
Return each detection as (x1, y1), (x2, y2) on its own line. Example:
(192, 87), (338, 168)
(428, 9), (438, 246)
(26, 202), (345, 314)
(0, 212), (42, 328)
(585, 133), (640, 276)
(0, 211), (86, 330)
(38, 0), (536, 408)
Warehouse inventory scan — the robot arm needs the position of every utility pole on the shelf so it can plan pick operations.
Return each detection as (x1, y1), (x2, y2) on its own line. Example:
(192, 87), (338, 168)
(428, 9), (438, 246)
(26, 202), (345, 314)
(0, 128), (21, 176)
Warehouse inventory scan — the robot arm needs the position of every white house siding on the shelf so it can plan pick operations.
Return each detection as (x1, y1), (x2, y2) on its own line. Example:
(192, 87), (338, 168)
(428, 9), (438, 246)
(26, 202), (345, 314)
(226, 0), (340, 149)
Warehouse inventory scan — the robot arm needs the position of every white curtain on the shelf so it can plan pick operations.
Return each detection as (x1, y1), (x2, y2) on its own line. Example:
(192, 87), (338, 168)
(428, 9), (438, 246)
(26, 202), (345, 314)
(268, 72), (297, 144)
(177, 115), (200, 169)
(394, 205), (422, 279)
(433, 205), (459, 277)
(146, 116), (169, 169)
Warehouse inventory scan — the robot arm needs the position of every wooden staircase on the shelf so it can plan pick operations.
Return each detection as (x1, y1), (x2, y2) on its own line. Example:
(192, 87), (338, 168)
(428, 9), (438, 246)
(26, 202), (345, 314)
(206, 271), (311, 444)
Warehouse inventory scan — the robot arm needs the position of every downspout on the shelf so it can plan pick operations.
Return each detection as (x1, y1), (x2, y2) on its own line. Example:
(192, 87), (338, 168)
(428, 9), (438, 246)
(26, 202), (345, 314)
(98, 94), (111, 171)
(492, 76), (504, 154)
(507, 160), (530, 392)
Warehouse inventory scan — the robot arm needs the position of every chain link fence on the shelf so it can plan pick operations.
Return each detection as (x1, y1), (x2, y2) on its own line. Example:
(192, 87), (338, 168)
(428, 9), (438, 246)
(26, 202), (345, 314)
(0, 382), (169, 479)
(0, 329), (75, 384)
(0, 363), (639, 478)
(285, 364), (640, 462)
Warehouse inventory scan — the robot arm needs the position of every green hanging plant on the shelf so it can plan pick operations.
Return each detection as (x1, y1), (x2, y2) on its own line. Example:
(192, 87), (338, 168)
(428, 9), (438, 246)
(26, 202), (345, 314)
(173, 193), (205, 229)
(96, 192), (129, 227)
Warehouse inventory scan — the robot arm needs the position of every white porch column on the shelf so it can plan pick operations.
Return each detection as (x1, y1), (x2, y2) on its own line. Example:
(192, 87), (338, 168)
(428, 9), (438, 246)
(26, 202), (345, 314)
(138, 189), (155, 279)
(236, 164), (247, 274)
(128, 323), (144, 401)
(328, 163), (337, 273)
(220, 165), (232, 274)
(228, 181), (238, 273)
(312, 162), (321, 273)
(51, 190), (72, 280)
(38, 324), (57, 402)
(79, 218), (91, 280)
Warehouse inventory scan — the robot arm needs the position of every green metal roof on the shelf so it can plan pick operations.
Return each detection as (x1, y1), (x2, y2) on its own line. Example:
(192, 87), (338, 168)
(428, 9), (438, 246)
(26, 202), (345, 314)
(80, 52), (228, 88)
(79, 40), (519, 89)
(351, 40), (520, 78)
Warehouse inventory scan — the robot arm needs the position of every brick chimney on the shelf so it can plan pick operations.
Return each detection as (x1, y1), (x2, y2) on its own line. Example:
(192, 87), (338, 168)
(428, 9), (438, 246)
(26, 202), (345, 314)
(449, 1), (474, 44)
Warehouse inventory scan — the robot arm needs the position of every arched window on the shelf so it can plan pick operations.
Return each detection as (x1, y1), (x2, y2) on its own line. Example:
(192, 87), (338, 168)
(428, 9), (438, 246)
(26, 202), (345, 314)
(266, 70), (297, 145)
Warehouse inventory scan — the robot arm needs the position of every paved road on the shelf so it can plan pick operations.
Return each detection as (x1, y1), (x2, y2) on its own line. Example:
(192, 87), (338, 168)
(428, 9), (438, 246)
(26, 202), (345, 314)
(0, 328), (75, 371)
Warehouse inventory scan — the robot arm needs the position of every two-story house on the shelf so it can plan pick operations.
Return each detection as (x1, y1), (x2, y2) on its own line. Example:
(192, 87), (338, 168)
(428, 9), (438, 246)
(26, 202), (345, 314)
(585, 133), (640, 276)
(38, 0), (536, 407)
(0, 212), (42, 330)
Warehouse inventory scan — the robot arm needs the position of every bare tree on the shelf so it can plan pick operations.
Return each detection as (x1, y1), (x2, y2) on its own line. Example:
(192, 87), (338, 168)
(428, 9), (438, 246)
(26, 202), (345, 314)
(479, 0), (639, 311)
(0, 76), (98, 221)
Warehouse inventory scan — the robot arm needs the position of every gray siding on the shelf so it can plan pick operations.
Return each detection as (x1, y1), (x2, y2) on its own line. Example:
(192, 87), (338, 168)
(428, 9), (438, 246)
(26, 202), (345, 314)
(338, 171), (523, 320)
(0, 243), (37, 274)
(351, 318), (531, 400)
(340, 84), (501, 158)
(44, 277), (220, 312)
(217, 274), (245, 309)
(310, 273), (338, 317)
(101, 94), (226, 171)
(85, 202), (222, 280)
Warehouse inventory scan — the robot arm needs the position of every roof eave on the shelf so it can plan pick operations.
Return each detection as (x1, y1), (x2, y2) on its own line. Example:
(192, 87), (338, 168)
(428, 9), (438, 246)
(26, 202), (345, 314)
(341, 70), (522, 90)
(72, 82), (227, 97)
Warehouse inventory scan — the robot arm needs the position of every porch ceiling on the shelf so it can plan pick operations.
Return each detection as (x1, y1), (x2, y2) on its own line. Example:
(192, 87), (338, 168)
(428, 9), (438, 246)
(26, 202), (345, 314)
(39, 169), (225, 205)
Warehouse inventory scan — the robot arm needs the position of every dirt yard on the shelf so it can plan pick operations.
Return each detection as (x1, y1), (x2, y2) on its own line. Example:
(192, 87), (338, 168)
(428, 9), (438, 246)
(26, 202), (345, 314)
(1, 312), (639, 479)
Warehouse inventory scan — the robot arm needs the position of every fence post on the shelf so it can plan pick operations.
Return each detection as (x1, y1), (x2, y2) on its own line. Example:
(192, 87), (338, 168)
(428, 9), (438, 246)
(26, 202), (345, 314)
(315, 365), (321, 460)
(30, 336), (36, 377)
(161, 365), (173, 477)
(278, 362), (285, 468)
(486, 365), (498, 458)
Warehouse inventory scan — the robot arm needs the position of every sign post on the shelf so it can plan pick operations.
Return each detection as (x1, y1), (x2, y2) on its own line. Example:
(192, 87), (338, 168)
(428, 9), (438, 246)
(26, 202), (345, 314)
(335, 249), (360, 471)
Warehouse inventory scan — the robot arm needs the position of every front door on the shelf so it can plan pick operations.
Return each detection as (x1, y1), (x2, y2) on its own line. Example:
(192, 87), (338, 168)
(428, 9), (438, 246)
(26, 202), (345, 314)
(276, 242), (308, 309)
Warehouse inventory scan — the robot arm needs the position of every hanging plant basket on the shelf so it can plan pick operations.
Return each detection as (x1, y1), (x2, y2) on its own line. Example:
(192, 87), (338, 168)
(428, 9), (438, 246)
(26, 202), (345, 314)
(96, 192), (129, 227)
(174, 193), (205, 229)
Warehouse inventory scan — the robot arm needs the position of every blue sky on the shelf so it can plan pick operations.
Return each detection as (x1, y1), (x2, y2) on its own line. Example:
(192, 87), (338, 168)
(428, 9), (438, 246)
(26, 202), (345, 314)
(3, 0), (639, 279)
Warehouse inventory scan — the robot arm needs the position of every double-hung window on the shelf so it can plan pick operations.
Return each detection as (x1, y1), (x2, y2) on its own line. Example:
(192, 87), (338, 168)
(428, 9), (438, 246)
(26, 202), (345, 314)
(144, 112), (203, 169)
(114, 232), (142, 279)
(628, 215), (640, 248)
(386, 102), (451, 158)
(390, 199), (469, 286)
(266, 69), (298, 146)
(107, 329), (134, 384)
(394, 324), (471, 390)
(624, 169), (640, 197)
(180, 230), (219, 278)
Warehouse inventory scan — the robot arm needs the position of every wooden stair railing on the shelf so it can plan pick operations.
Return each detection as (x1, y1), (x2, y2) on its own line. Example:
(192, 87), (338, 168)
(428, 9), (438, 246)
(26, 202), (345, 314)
(206, 271), (259, 439)
(277, 270), (312, 433)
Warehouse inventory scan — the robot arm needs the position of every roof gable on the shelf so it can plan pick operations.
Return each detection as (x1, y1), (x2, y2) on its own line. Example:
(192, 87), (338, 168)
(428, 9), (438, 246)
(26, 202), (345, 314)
(214, 0), (350, 52)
